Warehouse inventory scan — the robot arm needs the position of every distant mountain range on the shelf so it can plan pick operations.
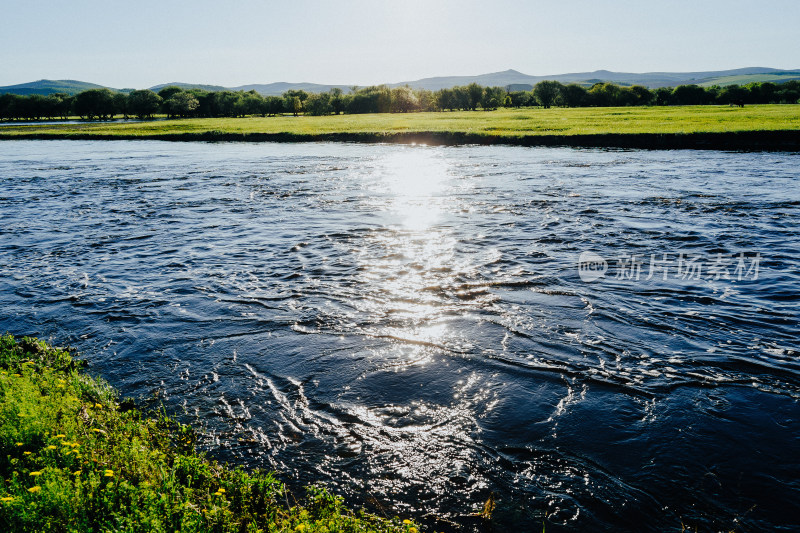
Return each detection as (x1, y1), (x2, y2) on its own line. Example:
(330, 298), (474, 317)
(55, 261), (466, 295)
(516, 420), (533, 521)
(3, 67), (800, 97)
(391, 67), (800, 91)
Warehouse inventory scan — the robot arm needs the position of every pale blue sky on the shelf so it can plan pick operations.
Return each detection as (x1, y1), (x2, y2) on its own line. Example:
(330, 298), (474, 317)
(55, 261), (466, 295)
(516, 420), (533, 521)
(1, 0), (798, 88)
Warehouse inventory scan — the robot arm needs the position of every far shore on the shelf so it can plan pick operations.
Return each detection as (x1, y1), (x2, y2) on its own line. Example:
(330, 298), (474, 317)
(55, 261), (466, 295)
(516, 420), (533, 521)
(1, 105), (799, 151)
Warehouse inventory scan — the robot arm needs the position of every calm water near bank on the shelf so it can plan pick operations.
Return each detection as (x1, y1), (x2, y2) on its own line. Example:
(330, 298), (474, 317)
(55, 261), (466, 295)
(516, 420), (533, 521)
(0, 140), (798, 531)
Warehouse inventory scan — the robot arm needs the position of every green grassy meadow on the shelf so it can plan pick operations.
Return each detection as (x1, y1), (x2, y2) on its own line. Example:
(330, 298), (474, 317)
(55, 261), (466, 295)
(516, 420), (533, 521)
(0, 335), (421, 532)
(1, 105), (798, 140)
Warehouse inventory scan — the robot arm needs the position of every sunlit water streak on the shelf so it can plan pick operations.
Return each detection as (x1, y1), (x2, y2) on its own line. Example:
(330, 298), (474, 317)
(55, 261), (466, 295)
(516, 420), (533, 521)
(0, 140), (798, 531)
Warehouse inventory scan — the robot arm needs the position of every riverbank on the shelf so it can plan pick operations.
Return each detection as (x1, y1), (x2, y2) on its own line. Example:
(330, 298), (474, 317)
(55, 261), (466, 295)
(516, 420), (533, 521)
(0, 334), (420, 533)
(1, 105), (799, 150)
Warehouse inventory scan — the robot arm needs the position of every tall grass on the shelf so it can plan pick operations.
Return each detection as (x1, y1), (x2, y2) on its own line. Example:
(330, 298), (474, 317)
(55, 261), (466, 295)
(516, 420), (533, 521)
(0, 334), (420, 533)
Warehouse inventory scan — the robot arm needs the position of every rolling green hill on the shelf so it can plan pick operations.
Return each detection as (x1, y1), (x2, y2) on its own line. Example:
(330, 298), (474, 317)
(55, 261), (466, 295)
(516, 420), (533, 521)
(697, 72), (800, 87)
(0, 79), (114, 96)
(149, 82), (227, 92)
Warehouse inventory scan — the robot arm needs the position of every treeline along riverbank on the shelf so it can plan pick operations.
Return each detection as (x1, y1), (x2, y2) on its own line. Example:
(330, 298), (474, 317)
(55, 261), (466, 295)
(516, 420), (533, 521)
(2, 79), (799, 121)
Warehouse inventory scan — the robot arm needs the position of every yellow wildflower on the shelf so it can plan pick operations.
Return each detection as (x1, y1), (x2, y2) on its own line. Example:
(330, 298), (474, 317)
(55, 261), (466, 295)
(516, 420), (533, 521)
(218, 488), (226, 493)
(0, 496), (13, 502)
(94, 403), (103, 408)
(104, 470), (114, 477)
(23, 452), (31, 456)
(294, 525), (306, 532)
(27, 486), (41, 493)
(15, 442), (22, 447)
(91, 428), (101, 433)
(73, 470), (81, 476)
(54, 434), (66, 439)
(12, 373), (21, 377)
(403, 520), (412, 525)
(409, 528), (417, 533)
(213, 491), (222, 496)
(46, 445), (57, 450)
(29, 471), (42, 477)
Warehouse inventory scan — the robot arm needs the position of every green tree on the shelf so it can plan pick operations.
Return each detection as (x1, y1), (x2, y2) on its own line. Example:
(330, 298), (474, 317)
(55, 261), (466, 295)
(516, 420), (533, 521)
(113, 93), (129, 119)
(588, 83), (622, 107)
(627, 85), (654, 106)
(390, 86), (419, 113)
(347, 89), (377, 114)
(452, 86), (470, 110)
(74, 88), (116, 119)
(434, 88), (454, 111)
(235, 91), (264, 116)
(717, 85), (748, 106)
(47, 93), (74, 119)
(416, 89), (436, 111)
(507, 90), (533, 107)
(210, 91), (241, 117)
(187, 89), (212, 117)
(165, 92), (199, 117)
(775, 81), (800, 104)
(376, 86), (392, 113)
(481, 86), (506, 110)
(560, 84), (587, 107)
(20, 95), (47, 120)
(263, 96), (285, 116)
(746, 82), (778, 104)
(466, 82), (484, 110)
(304, 92), (333, 115)
(127, 89), (161, 119)
(157, 86), (184, 102)
(654, 87), (672, 106)
(533, 81), (563, 108)
(0, 93), (20, 120)
(329, 88), (346, 114)
(284, 90), (309, 106)
(671, 85), (709, 106)
(704, 85), (721, 103)
(285, 95), (302, 116)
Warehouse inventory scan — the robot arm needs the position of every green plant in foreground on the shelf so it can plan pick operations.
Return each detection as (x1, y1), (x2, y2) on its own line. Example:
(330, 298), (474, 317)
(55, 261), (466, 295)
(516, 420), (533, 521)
(0, 334), (421, 532)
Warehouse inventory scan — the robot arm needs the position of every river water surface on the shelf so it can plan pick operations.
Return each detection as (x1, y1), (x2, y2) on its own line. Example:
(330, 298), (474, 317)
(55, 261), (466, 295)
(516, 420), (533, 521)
(0, 140), (798, 531)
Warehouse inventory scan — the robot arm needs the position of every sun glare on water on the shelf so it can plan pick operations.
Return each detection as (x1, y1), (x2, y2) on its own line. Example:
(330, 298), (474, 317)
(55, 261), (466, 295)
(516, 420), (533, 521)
(356, 148), (461, 363)
(381, 148), (450, 231)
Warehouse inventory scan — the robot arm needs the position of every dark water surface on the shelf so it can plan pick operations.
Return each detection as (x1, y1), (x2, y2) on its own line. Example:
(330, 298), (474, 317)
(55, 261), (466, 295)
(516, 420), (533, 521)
(1, 140), (798, 531)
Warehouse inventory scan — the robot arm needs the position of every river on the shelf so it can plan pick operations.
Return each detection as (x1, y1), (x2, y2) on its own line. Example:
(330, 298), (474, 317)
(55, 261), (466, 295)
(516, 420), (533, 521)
(0, 140), (798, 531)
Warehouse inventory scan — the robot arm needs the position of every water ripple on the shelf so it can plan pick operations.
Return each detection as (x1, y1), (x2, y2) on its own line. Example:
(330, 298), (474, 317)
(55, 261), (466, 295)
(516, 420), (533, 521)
(1, 141), (798, 531)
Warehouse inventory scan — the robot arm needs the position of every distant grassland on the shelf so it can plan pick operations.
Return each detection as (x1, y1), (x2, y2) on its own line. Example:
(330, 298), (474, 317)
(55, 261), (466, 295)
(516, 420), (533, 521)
(1, 105), (799, 149)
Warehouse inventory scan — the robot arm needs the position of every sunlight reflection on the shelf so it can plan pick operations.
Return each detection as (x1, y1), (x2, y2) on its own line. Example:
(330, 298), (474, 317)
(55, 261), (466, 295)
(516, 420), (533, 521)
(356, 148), (458, 365)
(381, 148), (450, 231)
